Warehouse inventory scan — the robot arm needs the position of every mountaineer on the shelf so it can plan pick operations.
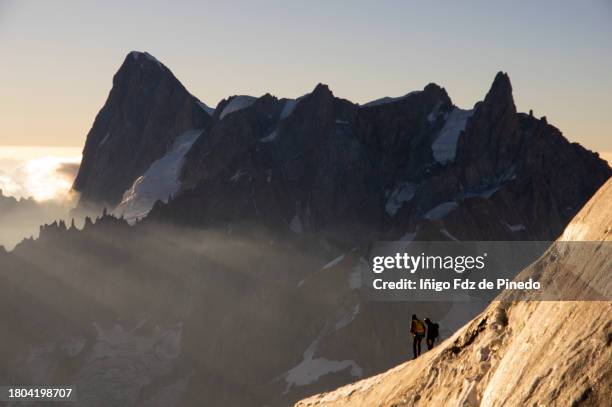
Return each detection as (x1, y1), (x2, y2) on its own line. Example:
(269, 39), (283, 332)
(424, 318), (439, 350)
(410, 314), (426, 358)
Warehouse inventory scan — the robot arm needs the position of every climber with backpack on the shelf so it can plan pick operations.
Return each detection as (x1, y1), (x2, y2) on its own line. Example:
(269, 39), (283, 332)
(410, 314), (426, 359)
(424, 318), (439, 350)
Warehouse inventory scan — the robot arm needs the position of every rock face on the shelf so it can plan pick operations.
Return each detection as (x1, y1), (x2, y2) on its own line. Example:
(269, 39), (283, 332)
(158, 83), (452, 238)
(295, 179), (612, 407)
(72, 51), (211, 210)
(456, 72), (521, 186)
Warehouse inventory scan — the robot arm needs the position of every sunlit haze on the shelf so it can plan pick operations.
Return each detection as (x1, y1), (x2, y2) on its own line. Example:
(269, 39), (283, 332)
(0, 146), (81, 201)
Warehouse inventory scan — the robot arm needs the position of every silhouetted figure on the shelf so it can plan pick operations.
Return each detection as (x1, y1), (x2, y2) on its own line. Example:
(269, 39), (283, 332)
(424, 318), (439, 350)
(410, 314), (425, 359)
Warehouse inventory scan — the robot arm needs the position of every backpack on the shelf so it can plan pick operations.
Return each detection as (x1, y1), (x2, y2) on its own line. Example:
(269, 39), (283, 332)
(414, 319), (425, 335)
(430, 323), (439, 338)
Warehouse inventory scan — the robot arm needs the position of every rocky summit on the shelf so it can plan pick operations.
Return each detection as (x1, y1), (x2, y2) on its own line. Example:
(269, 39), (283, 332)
(73, 51), (212, 210)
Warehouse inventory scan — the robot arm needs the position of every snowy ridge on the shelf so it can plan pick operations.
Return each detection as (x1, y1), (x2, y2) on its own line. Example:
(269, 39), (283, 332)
(113, 129), (203, 222)
(361, 91), (420, 108)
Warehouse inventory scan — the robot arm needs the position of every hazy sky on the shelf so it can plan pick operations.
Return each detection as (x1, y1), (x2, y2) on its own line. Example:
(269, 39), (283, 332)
(1, 0), (611, 157)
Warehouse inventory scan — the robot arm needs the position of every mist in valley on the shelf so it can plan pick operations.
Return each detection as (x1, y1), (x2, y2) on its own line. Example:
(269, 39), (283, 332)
(0, 217), (373, 405)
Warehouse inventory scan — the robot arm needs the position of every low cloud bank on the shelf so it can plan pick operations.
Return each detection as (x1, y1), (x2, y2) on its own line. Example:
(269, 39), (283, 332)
(0, 153), (81, 202)
(0, 146), (82, 249)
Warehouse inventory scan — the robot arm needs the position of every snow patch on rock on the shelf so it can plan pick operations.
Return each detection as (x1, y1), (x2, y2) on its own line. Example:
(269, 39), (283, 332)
(230, 169), (248, 182)
(284, 329), (362, 391)
(113, 129), (202, 222)
(501, 221), (526, 232)
(322, 254), (345, 270)
(334, 304), (360, 330)
(219, 95), (257, 119)
(424, 202), (458, 220)
(432, 107), (473, 163)
(440, 228), (460, 241)
(280, 94), (308, 120)
(260, 130), (278, 143)
(385, 183), (416, 216)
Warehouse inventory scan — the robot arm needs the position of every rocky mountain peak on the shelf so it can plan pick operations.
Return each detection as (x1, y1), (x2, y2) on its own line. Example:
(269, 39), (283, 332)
(303, 83), (335, 107)
(454, 71), (521, 186)
(73, 51), (211, 211)
(127, 51), (165, 67)
(311, 83), (333, 97)
(422, 82), (449, 100)
(113, 51), (171, 86)
(482, 71), (516, 115)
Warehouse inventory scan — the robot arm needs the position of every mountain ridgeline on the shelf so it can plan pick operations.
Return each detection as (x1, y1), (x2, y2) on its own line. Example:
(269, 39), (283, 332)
(74, 52), (610, 244)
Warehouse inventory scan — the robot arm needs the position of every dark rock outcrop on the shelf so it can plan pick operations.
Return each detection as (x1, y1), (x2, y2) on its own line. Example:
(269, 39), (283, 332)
(72, 51), (212, 210)
(456, 71), (521, 186)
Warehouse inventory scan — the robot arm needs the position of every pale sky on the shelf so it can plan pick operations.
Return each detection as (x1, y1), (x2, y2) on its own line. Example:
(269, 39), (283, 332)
(0, 0), (611, 158)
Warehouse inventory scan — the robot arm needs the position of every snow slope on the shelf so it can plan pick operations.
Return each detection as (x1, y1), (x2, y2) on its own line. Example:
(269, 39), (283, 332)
(296, 178), (612, 407)
(361, 91), (420, 108)
(113, 129), (202, 222)
(431, 107), (473, 163)
(219, 95), (257, 119)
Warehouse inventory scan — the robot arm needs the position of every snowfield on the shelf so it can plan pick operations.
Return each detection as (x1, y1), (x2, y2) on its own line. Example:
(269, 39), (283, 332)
(219, 95), (257, 119)
(431, 107), (473, 163)
(114, 129), (203, 222)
